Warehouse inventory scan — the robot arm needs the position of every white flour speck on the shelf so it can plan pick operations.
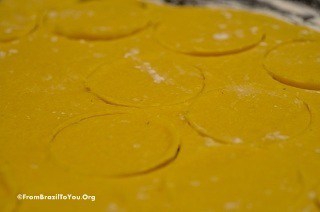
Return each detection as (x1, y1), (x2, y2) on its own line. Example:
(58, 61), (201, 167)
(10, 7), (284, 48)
(250, 26), (259, 34)
(8, 49), (18, 55)
(0, 51), (6, 58)
(204, 137), (219, 147)
(225, 202), (239, 210)
(135, 62), (165, 84)
(96, 26), (109, 32)
(232, 85), (257, 97)
(42, 74), (53, 81)
(124, 48), (140, 58)
(210, 176), (219, 182)
(133, 143), (141, 149)
(178, 113), (186, 121)
(260, 42), (268, 46)
(87, 11), (95, 17)
(4, 28), (13, 34)
(308, 191), (317, 199)
(190, 181), (201, 187)
(50, 36), (58, 42)
(107, 203), (119, 212)
(232, 137), (243, 144)
(300, 30), (310, 35)
(294, 98), (303, 106)
(48, 11), (58, 19)
(263, 131), (289, 140)
(213, 32), (230, 40)
(223, 12), (233, 19)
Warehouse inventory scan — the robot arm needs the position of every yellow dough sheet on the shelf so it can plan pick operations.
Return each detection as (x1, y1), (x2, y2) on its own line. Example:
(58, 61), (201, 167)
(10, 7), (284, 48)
(0, 0), (320, 211)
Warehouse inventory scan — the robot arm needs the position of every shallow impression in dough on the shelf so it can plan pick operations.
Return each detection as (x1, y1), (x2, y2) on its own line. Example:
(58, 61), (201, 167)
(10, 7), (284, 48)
(264, 41), (320, 90)
(156, 7), (264, 56)
(46, 1), (149, 40)
(0, 7), (37, 42)
(1, 0), (320, 210)
(187, 85), (310, 144)
(50, 113), (180, 177)
(86, 56), (204, 107)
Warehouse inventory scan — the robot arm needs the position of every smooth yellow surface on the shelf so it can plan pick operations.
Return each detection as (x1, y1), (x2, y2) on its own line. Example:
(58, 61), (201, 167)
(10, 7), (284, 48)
(0, 163), (16, 212)
(0, 0), (320, 211)
(46, 1), (149, 40)
(264, 41), (320, 90)
(86, 56), (204, 107)
(51, 112), (179, 177)
(187, 85), (311, 145)
(156, 7), (264, 56)
(0, 6), (37, 42)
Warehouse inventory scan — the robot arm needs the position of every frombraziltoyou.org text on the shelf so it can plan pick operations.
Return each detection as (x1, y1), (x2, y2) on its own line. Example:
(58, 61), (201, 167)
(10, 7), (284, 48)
(17, 193), (96, 201)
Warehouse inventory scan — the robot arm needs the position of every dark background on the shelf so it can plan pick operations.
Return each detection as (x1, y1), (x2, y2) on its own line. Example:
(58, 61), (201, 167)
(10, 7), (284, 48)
(164, 0), (320, 8)
(163, 0), (320, 29)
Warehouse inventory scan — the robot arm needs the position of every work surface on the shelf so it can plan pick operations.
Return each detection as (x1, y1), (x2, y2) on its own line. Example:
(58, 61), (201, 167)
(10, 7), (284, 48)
(0, 0), (320, 211)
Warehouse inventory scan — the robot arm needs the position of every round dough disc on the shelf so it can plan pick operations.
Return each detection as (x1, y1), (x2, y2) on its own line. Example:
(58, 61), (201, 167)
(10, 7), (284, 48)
(86, 57), (204, 107)
(50, 113), (179, 177)
(46, 1), (149, 40)
(187, 85), (310, 144)
(264, 41), (320, 90)
(156, 8), (264, 56)
(0, 8), (37, 42)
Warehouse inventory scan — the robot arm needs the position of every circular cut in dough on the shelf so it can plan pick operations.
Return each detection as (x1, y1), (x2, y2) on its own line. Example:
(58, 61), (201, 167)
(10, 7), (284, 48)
(50, 113), (180, 177)
(46, 1), (149, 40)
(0, 7), (37, 42)
(155, 8), (264, 56)
(86, 57), (204, 107)
(187, 85), (310, 144)
(264, 41), (320, 90)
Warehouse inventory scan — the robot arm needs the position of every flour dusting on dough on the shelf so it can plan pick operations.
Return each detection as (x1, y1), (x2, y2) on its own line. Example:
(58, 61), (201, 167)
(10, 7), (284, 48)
(107, 203), (119, 212)
(135, 62), (165, 84)
(224, 201), (240, 210)
(232, 137), (243, 144)
(263, 131), (289, 140)
(190, 180), (201, 187)
(204, 137), (219, 147)
(230, 85), (258, 97)
(133, 143), (141, 149)
(0, 51), (6, 58)
(0, 49), (18, 59)
(124, 48), (140, 58)
(50, 36), (58, 42)
(213, 32), (230, 40)
(250, 26), (259, 34)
